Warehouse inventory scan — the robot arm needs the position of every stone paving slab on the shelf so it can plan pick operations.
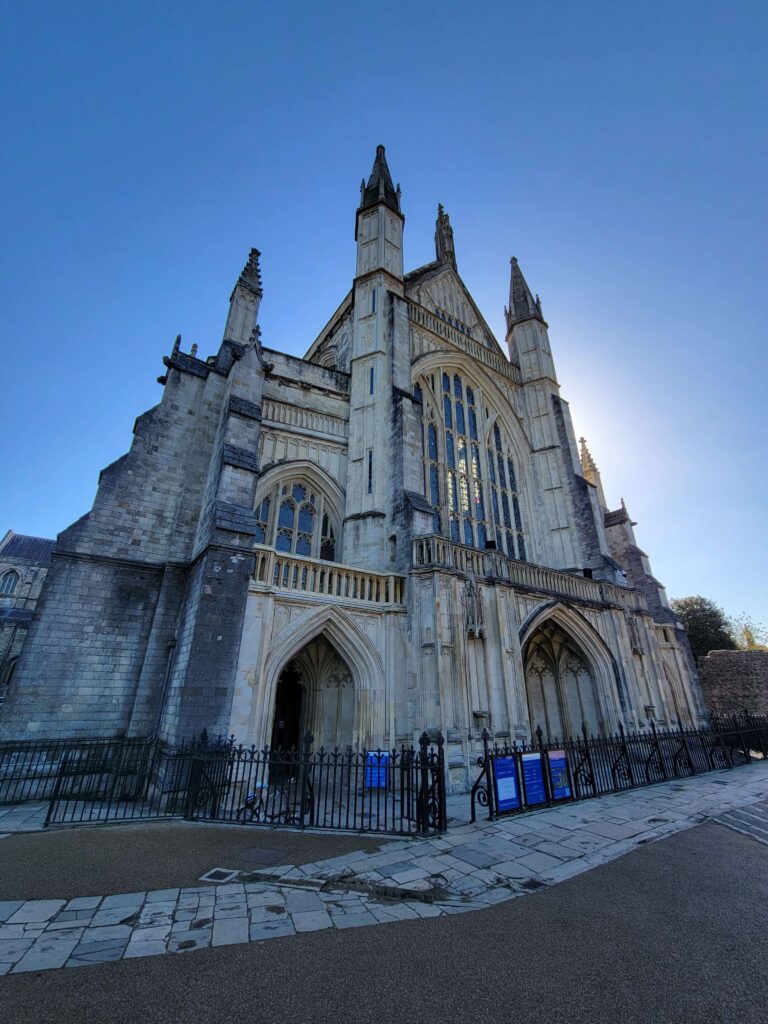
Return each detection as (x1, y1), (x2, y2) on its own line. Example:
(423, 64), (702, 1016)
(1, 762), (767, 975)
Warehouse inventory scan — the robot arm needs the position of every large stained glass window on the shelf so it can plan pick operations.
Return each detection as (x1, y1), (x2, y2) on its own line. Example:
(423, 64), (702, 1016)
(253, 478), (337, 561)
(419, 370), (527, 560)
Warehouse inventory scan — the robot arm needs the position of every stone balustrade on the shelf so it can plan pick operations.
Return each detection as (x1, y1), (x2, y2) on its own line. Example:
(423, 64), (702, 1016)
(253, 546), (405, 606)
(408, 301), (522, 386)
(412, 534), (647, 611)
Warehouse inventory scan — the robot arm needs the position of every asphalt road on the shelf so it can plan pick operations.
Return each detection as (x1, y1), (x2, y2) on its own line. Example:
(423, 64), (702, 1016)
(0, 821), (391, 900)
(4, 821), (767, 1023)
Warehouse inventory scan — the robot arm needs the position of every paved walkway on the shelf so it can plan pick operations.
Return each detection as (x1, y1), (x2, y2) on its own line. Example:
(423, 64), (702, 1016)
(0, 802), (47, 834)
(1, 761), (767, 975)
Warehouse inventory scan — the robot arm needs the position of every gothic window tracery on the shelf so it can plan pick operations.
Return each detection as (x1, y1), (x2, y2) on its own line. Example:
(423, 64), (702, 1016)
(254, 479), (337, 562)
(418, 369), (526, 559)
(524, 623), (602, 738)
(0, 570), (19, 597)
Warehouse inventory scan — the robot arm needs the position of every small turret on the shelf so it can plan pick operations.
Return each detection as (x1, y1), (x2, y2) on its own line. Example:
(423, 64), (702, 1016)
(223, 248), (263, 347)
(435, 204), (457, 269)
(354, 145), (404, 279)
(579, 437), (608, 509)
(236, 248), (263, 299)
(358, 145), (401, 215)
(506, 256), (547, 331)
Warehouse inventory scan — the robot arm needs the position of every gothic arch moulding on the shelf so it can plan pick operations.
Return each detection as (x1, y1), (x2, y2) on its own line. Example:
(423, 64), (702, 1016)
(253, 459), (346, 525)
(411, 353), (541, 558)
(258, 604), (385, 748)
(519, 601), (627, 735)
(259, 430), (348, 492)
(411, 350), (532, 465)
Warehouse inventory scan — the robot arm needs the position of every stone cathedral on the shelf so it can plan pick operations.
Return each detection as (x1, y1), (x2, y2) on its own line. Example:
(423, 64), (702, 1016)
(0, 146), (706, 789)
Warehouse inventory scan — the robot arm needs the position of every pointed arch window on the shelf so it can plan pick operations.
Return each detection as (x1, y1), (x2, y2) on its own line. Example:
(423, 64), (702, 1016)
(418, 370), (527, 560)
(0, 570), (20, 597)
(425, 418), (441, 533)
(254, 479), (338, 562)
(488, 422), (526, 560)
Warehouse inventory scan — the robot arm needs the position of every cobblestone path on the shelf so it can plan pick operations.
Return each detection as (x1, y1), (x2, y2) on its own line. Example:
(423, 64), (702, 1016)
(1, 761), (767, 975)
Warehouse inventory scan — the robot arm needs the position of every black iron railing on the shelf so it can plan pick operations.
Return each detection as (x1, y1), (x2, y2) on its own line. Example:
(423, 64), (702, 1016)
(0, 730), (447, 836)
(470, 712), (768, 822)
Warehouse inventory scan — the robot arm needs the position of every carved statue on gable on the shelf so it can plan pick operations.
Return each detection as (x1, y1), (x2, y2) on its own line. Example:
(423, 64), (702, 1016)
(435, 204), (457, 269)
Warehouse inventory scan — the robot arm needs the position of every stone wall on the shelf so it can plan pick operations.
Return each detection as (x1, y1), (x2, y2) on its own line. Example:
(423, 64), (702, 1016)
(698, 649), (768, 716)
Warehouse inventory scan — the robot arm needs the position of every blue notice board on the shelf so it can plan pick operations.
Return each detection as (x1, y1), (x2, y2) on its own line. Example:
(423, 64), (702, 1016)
(548, 749), (571, 800)
(365, 751), (389, 789)
(492, 756), (521, 814)
(521, 752), (547, 805)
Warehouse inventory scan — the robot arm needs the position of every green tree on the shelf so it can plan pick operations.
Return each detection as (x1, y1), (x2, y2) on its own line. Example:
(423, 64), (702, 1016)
(728, 613), (768, 651)
(669, 596), (737, 662)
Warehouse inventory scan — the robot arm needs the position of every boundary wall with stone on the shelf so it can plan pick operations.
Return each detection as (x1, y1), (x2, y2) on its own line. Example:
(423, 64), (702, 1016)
(698, 649), (768, 716)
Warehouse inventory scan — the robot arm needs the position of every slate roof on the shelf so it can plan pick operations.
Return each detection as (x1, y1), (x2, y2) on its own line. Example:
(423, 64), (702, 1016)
(0, 533), (56, 563)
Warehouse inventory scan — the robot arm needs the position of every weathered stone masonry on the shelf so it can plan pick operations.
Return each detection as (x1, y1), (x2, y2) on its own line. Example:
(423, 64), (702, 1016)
(1, 147), (707, 789)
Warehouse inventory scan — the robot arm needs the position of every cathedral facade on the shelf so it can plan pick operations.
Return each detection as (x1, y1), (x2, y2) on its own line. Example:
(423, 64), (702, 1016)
(0, 147), (707, 790)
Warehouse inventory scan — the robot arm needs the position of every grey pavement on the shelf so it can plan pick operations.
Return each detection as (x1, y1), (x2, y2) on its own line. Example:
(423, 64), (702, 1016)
(715, 797), (768, 845)
(3, 820), (768, 1024)
(0, 802), (47, 834)
(1, 759), (767, 976)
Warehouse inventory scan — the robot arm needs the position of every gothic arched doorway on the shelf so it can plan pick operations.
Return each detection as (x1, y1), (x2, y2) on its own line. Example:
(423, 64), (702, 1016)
(524, 621), (604, 739)
(270, 662), (303, 750)
(269, 635), (355, 752)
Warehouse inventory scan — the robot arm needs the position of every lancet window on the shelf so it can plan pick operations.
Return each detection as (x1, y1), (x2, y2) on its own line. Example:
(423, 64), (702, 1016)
(0, 570), (19, 596)
(253, 480), (337, 561)
(418, 370), (527, 560)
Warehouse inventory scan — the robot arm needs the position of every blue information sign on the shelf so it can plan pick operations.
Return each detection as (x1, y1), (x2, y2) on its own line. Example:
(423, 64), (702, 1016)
(365, 751), (389, 789)
(521, 752), (547, 805)
(548, 749), (571, 801)
(492, 756), (521, 814)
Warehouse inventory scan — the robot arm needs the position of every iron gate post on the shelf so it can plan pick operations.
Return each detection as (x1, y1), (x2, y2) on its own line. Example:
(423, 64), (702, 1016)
(619, 722), (636, 786)
(581, 723), (597, 797)
(677, 719), (695, 776)
(417, 732), (430, 835)
(43, 749), (70, 828)
(298, 731), (313, 830)
(184, 755), (203, 821)
(436, 732), (447, 833)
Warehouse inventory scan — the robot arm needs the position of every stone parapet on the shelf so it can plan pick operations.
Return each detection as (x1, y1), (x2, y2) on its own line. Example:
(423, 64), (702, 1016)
(412, 534), (647, 611)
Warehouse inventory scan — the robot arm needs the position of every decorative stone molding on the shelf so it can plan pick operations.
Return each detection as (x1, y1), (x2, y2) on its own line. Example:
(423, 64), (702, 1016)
(261, 398), (348, 439)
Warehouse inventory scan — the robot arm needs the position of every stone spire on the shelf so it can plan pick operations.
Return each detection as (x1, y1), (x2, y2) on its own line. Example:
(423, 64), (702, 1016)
(579, 437), (608, 509)
(435, 203), (457, 269)
(506, 256), (546, 330)
(223, 247), (263, 346)
(233, 248), (263, 300)
(359, 144), (401, 214)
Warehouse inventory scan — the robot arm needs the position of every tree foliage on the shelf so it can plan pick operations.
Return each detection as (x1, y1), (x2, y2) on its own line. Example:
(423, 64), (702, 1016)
(669, 596), (737, 662)
(728, 613), (768, 651)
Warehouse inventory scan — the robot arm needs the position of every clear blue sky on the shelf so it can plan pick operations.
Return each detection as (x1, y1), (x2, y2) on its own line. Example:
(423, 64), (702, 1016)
(1, 1), (766, 624)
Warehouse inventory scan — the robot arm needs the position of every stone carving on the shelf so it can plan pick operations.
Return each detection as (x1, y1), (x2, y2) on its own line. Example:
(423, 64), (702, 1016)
(258, 431), (347, 483)
(435, 204), (456, 269)
(261, 399), (348, 438)
(464, 577), (485, 639)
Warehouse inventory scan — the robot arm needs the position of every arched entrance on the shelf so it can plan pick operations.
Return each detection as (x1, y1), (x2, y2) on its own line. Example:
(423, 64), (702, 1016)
(524, 620), (604, 739)
(270, 662), (303, 750)
(270, 636), (355, 752)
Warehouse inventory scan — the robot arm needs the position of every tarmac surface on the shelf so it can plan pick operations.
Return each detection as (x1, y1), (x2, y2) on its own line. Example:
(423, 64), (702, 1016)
(3, 820), (767, 1024)
(0, 821), (391, 901)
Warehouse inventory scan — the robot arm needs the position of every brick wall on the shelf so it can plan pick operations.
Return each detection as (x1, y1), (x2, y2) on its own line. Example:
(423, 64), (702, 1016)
(698, 649), (768, 716)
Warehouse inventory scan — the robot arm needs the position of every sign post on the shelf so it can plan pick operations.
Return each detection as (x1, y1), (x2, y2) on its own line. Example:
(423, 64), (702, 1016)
(547, 749), (572, 801)
(365, 751), (389, 789)
(520, 751), (547, 806)
(492, 755), (521, 815)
